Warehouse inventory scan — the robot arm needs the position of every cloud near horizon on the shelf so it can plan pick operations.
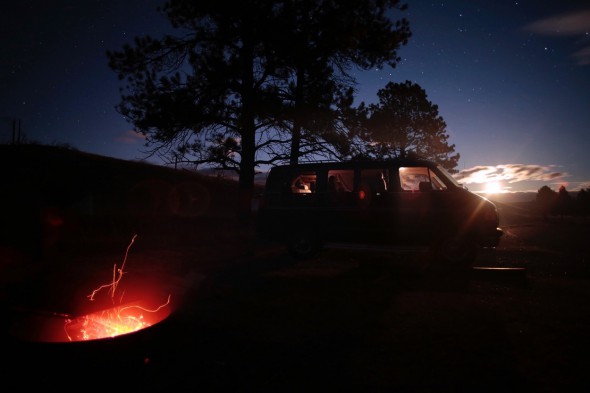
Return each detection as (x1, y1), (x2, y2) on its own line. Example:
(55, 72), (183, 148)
(116, 130), (146, 144)
(455, 164), (566, 186)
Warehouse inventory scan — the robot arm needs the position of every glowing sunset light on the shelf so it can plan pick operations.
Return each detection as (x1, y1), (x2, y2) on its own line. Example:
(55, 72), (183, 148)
(484, 181), (503, 194)
(454, 164), (567, 191)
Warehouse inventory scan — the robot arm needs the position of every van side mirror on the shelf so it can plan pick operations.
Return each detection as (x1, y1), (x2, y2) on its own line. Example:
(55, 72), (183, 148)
(419, 181), (432, 192)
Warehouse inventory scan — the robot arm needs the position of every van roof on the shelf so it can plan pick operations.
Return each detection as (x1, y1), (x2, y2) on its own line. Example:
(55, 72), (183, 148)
(270, 157), (437, 171)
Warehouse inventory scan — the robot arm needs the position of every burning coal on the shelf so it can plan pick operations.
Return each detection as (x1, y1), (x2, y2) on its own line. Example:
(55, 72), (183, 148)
(10, 234), (172, 343)
(63, 234), (172, 342)
(63, 295), (171, 342)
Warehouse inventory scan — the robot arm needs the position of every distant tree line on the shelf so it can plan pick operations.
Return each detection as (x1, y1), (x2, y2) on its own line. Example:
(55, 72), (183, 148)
(0, 136), (79, 151)
(107, 0), (461, 217)
(536, 185), (590, 218)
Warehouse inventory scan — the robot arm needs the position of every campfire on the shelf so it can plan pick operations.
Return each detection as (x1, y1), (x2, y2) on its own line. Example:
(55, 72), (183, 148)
(11, 234), (172, 343)
(63, 295), (171, 342)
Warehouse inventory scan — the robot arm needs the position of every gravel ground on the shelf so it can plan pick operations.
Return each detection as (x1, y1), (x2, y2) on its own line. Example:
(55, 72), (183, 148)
(2, 208), (590, 392)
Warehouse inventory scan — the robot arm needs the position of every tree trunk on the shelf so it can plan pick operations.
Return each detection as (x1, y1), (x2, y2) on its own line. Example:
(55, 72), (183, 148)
(289, 67), (306, 166)
(237, 35), (256, 221)
(238, 128), (256, 221)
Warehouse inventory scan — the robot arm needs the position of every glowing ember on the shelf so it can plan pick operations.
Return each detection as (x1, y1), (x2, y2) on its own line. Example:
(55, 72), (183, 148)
(64, 296), (171, 341)
(62, 234), (172, 342)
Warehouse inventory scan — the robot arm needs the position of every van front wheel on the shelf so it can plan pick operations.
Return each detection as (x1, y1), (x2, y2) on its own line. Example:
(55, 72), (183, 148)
(434, 236), (478, 267)
(287, 233), (320, 259)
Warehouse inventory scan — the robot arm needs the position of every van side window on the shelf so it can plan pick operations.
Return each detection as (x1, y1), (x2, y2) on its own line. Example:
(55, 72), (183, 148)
(399, 166), (429, 191)
(326, 169), (355, 206)
(327, 170), (354, 193)
(290, 172), (317, 194)
(399, 167), (448, 191)
(429, 171), (447, 191)
(360, 168), (388, 195)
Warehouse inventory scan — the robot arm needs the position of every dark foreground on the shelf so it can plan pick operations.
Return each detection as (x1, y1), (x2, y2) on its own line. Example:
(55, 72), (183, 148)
(2, 213), (590, 392)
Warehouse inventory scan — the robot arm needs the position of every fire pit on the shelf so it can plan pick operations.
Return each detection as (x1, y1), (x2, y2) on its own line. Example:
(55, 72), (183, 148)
(2, 234), (187, 389)
(9, 296), (172, 343)
(5, 304), (175, 389)
(8, 234), (173, 343)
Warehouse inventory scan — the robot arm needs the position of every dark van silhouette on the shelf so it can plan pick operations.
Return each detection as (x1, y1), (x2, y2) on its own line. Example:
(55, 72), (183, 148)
(256, 157), (503, 267)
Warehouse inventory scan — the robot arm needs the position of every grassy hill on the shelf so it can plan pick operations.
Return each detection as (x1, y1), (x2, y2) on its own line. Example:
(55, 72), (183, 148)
(1, 144), (243, 215)
(1, 144), (249, 260)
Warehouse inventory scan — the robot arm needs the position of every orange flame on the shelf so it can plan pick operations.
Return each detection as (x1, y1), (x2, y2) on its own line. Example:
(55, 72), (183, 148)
(63, 234), (171, 342)
(64, 295), (171, 341)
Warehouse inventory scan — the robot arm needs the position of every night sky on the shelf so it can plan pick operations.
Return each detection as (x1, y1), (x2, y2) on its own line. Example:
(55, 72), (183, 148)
(1, 0), (589, 194)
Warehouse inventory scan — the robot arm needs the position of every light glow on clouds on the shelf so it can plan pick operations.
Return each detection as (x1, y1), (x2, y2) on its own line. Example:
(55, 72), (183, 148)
(116, 130), (146, 144)
(455, 164), (565, 187)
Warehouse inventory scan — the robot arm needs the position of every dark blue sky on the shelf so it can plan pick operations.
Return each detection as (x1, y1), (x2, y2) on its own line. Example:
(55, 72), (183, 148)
(2, 0), (589, 194)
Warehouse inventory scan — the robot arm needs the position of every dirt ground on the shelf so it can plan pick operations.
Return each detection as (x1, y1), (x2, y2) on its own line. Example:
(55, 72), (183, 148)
(2, 203), (590, 391)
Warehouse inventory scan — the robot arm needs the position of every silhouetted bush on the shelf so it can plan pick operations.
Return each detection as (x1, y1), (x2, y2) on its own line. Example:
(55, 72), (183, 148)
(536, 185), (557, 220)
(553, 185), (574, 216)
(576, 188), (590, 216)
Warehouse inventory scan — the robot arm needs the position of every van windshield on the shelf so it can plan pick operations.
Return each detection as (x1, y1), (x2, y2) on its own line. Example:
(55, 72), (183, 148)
(437, 165), (463, 188)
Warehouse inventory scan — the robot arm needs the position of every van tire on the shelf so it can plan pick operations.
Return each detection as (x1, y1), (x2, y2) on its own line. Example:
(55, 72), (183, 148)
(434, 235), (478, 267)
(287, 232), (320, 259)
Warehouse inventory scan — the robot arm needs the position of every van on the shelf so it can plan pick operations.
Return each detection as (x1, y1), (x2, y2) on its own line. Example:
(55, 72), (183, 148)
(256, 157), (503, 267)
